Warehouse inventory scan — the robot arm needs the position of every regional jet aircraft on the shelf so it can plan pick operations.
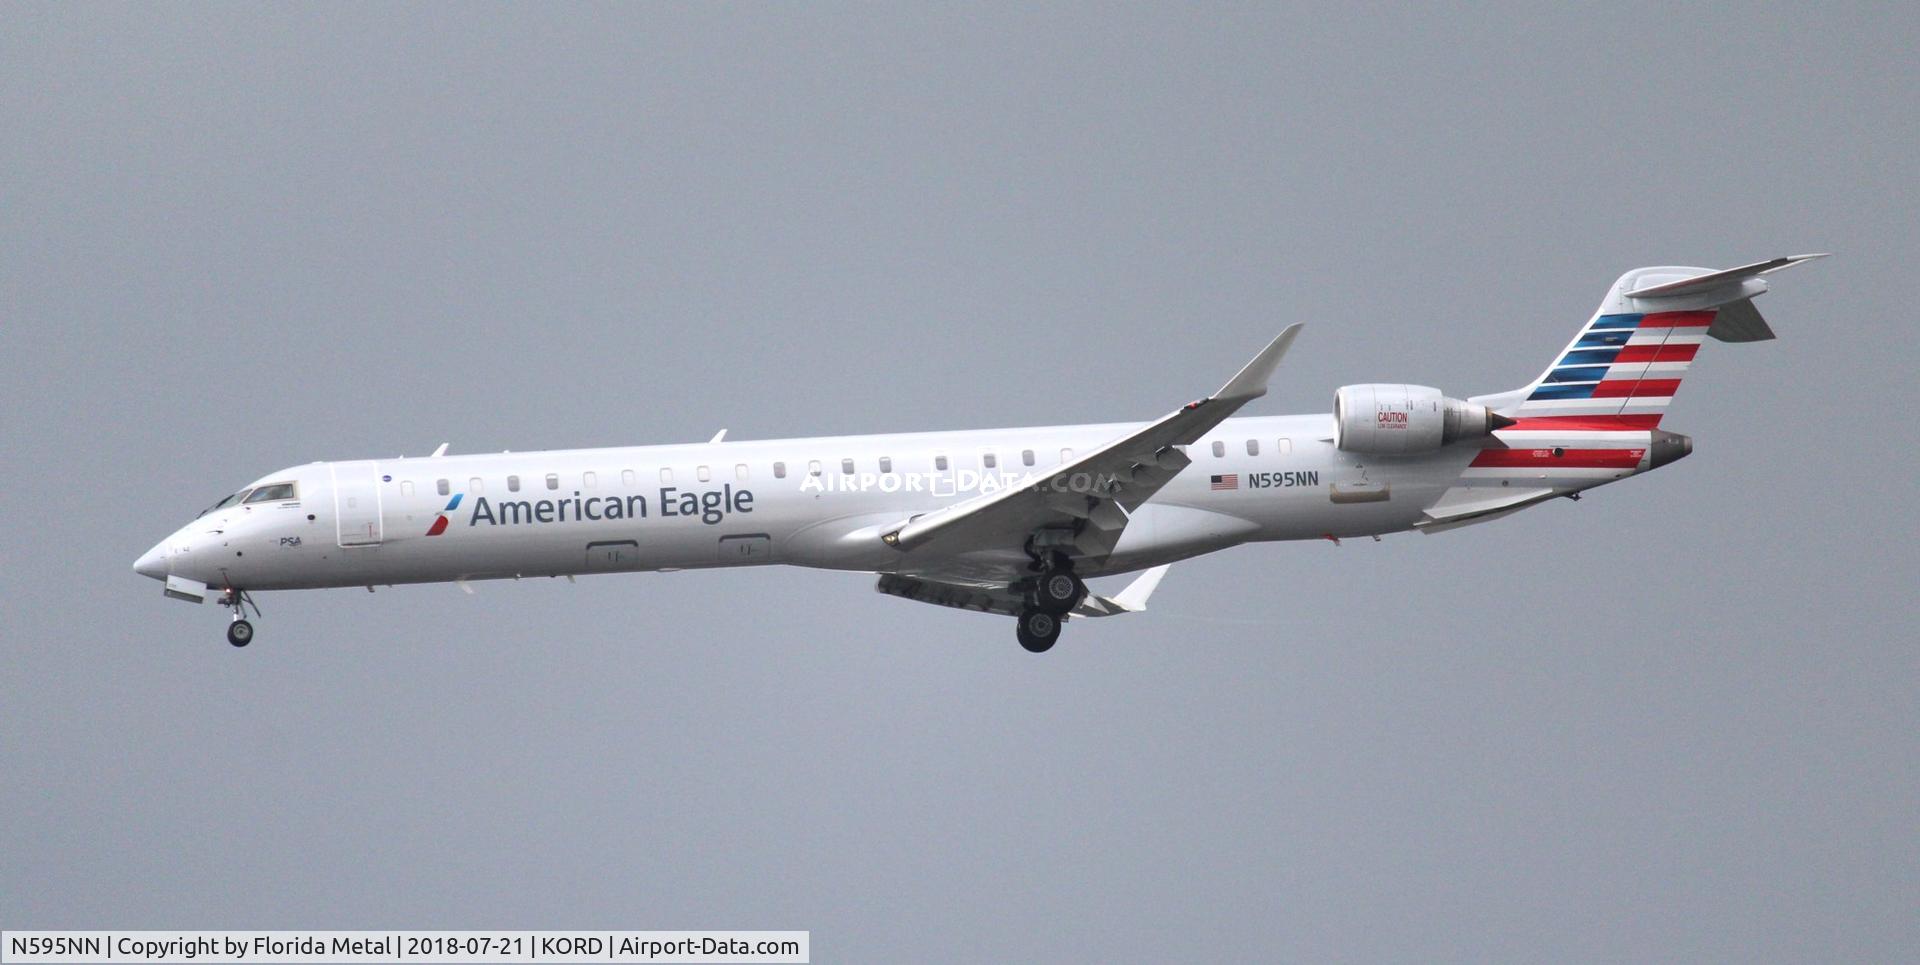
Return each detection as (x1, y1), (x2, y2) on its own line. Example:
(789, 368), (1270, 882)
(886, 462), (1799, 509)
(135, 256), (1823, 652)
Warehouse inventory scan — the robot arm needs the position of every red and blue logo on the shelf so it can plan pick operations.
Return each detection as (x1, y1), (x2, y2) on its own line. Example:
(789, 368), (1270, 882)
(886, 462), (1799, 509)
(425, 493), (462, 536)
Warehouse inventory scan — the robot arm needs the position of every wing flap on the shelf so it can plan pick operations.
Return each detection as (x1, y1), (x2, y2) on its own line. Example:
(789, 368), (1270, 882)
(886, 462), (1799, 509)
(1077, 564), (1171, 617)
(875, 565), (1172, 620)
(875, 572), (1021, 616)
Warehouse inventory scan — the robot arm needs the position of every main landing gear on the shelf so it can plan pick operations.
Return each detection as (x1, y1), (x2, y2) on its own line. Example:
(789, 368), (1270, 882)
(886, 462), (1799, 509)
(217, 588), (260, 648)
(1016, 608), (1062, 653)
(1015, 551), (1085, 654)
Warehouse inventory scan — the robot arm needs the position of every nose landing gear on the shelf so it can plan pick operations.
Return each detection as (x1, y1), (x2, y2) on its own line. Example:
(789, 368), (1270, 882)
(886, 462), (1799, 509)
(216, 588), (260, 648)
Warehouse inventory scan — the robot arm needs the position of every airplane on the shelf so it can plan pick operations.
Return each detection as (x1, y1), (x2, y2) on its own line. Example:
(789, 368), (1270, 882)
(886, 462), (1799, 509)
(135, 255), (1824, 652)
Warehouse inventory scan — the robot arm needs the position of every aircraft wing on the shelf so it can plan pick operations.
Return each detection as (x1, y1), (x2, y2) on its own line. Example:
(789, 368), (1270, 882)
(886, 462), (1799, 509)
(880, 326), (1302, 560)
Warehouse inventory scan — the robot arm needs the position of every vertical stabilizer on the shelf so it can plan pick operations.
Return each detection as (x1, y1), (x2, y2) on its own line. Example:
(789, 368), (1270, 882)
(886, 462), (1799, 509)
(1498, 256), (1823, 429)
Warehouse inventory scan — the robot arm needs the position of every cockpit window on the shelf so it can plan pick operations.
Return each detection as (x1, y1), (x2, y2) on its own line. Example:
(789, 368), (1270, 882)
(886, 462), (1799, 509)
(244, 482), (298, 503)
(199, 489), (252, 517)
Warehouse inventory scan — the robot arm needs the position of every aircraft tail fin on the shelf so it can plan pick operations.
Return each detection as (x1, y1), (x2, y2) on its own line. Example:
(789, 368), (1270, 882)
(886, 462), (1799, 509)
(1482, 255), (1826, 429)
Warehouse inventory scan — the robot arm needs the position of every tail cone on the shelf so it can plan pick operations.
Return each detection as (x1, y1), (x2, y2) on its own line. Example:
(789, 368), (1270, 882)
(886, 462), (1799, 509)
(1647, 430), (1693, 469)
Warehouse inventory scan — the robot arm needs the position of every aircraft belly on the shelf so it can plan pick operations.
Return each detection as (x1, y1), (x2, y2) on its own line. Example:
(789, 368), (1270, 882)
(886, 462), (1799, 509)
(1104, 503), (1263, 568)
(1148, 446), (1460, 543)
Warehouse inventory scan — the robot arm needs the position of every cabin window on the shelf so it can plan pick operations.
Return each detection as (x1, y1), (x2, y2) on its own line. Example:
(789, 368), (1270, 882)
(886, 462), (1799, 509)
(1022, 449), (1035, 466)
(1211, 441), (1226, 458)
(697, 465), (711, 483)
(507, 475), (520, 492)
(246, 482), (297, 503)
(982, 452), (997, 469)
(1277, 437), (1293, 455)
(774, 461), (787, 479)
(935, 454), (949, 471)
(808, 460), (823, 476)
(622, 470), (636, 487)
(879, 456), (893, 473)
(545, 473), (559, 491)
(469, 476), (484, 494)
(400, 480), (415, 497)
(659, 467), (673, 484)
(583, 471), (597, 489)
(841, 458), (855, 475)
(436, 478), (450, 496)
(735, 463), (749, 481)
(1247, 439), (1260, 456)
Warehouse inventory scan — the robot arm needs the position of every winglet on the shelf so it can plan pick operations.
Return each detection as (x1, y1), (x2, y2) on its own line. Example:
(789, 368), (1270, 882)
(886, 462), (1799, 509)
(1624, 253), (1829, 299)
(709, 429), (728, 443)
(1213, 324), (1303, 403)
(430, 443), (450, 458)
(1108, 564), (1170, 612)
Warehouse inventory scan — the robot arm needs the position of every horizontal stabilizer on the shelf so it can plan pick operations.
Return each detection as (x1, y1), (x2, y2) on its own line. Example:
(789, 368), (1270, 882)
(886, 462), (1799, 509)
(1623, 253), (1828, 299)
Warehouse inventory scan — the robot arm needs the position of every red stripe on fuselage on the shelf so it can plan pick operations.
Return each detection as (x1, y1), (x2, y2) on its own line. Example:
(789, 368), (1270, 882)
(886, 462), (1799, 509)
(426, 516), (449, 536)
(1506, 415), (1663, 430)
(1592, 378), (1682, 398)
(1613, 343), (1700, 363)
(1471, 448), (1645, 469)
(1638, 310), (1715, 328)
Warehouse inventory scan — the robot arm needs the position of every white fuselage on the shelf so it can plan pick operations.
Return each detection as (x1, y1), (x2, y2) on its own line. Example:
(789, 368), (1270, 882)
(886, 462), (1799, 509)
(135, 412), (1657, 594)
(133, 255), (1816, 651)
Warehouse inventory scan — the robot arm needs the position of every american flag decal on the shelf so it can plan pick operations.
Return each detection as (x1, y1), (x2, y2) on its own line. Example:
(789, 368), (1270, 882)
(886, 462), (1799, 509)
(1210, 474), (1239, 491)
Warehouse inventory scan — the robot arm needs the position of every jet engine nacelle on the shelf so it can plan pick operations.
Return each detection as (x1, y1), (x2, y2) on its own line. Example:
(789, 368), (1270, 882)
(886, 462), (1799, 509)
(1333, 383), (1512, 454)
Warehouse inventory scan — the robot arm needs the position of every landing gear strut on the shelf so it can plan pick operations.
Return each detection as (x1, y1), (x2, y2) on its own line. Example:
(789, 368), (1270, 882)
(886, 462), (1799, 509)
(1027, 550), (1085, 615)
(217, 588), (260, 648)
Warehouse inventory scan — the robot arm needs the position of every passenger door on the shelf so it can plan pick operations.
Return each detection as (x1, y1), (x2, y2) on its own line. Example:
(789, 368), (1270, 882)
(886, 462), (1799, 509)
(330, 461), (384, 546)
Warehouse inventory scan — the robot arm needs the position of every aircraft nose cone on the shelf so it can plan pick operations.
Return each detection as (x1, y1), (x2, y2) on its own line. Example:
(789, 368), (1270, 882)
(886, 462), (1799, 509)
(133, 542), (169, 580)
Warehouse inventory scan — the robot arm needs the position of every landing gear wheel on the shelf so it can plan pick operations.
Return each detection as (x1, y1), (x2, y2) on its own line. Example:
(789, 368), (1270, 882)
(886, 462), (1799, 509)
(220, 587), (259, 647)
(1016, 608), (1062, 654)
(1033, 569), (1084, 614)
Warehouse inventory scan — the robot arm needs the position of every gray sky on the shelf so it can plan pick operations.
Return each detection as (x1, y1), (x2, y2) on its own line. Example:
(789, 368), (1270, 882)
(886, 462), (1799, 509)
(4, 4), (1916, 961)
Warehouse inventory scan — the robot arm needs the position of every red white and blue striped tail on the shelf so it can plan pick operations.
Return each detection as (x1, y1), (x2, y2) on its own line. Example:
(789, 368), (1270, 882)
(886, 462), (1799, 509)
(1507, 255), (1825, 430)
